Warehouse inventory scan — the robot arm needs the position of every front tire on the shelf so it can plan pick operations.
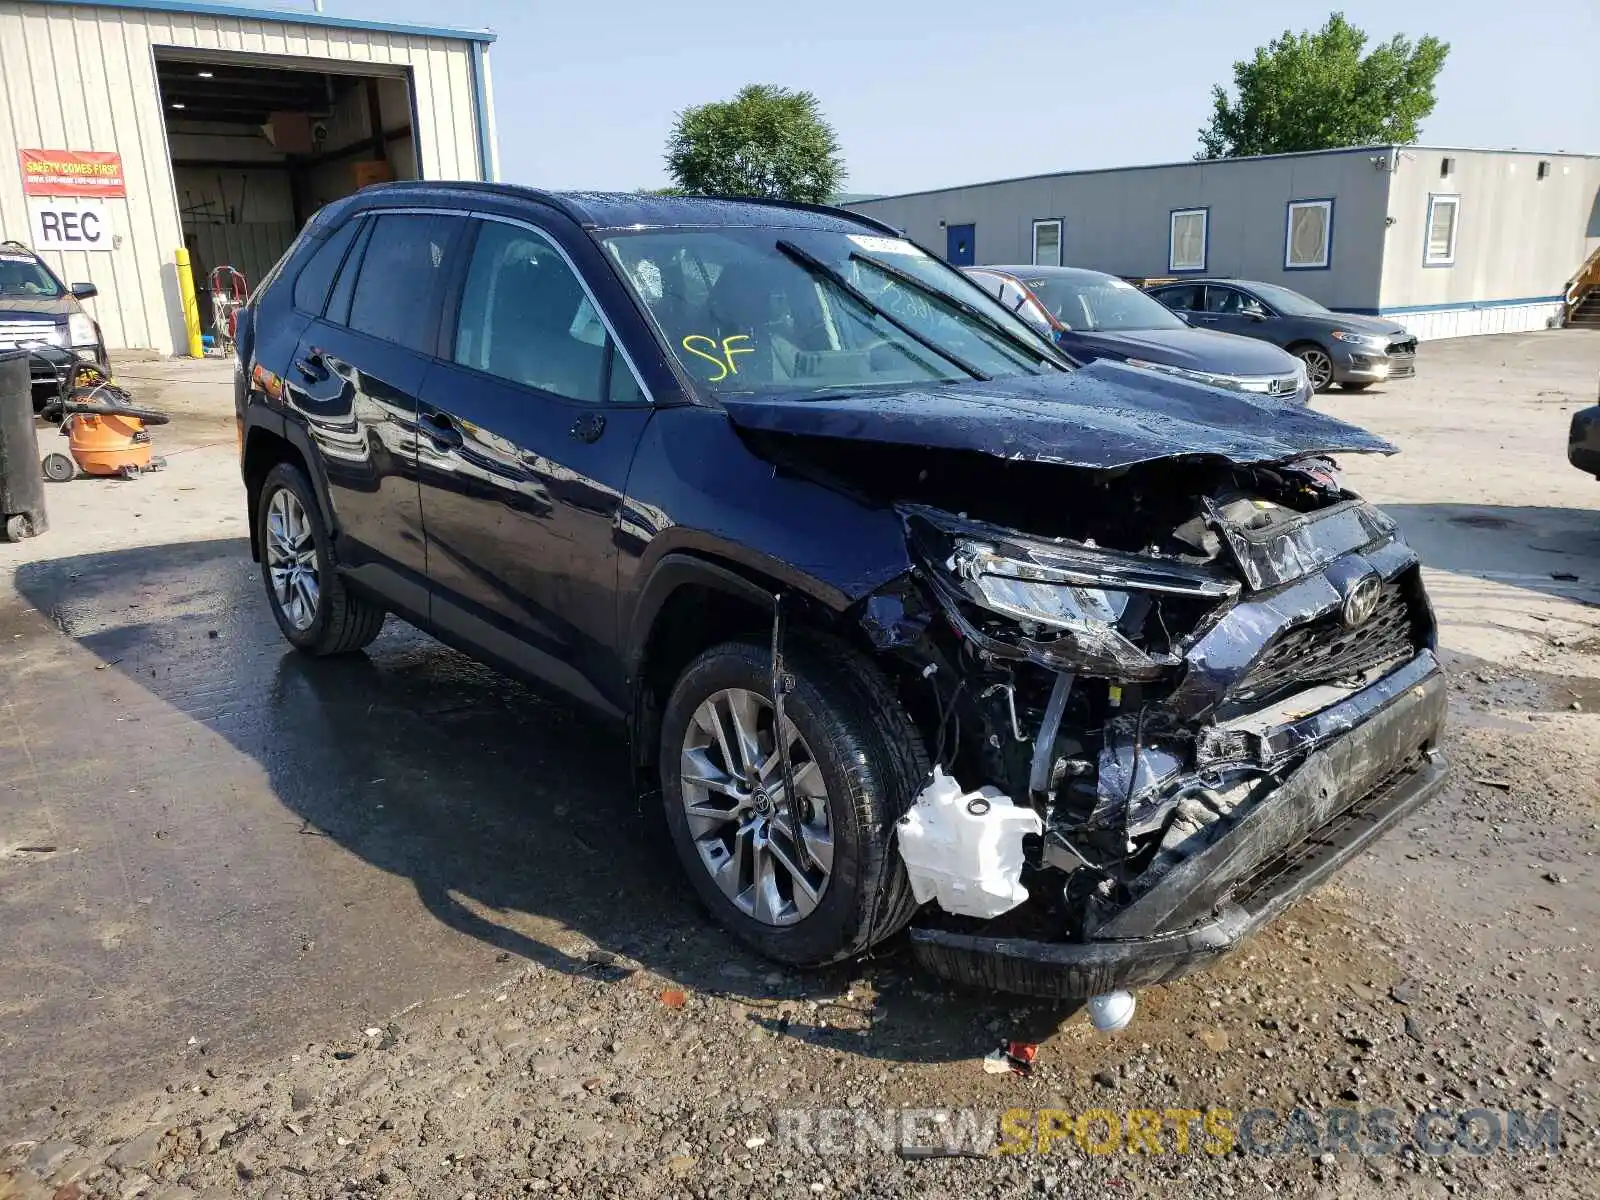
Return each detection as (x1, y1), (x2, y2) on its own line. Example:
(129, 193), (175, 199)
(659, 638), (928, 967)
(256, 462), (385, 655)
(1294, 345), (1336, 393)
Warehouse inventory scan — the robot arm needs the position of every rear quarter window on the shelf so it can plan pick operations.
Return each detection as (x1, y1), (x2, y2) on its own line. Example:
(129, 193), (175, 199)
(291, 218), (362, 315)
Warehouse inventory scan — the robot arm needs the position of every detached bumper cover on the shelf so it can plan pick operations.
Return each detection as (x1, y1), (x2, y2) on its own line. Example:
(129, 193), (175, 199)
(909, 651), (1448, 998)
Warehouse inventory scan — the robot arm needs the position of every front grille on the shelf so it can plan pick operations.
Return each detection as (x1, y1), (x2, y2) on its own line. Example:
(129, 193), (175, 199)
(1228, 581), (1417, 708)
(1266, 374), (1301, 397)
(0, 321), (63, 349)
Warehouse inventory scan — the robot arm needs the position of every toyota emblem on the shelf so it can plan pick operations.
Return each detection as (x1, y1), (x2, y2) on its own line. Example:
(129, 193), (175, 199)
(1340, 573), (1383, 628)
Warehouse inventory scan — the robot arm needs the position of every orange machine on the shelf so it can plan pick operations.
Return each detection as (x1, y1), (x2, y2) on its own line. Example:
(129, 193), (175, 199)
(37, 356), (169, 482)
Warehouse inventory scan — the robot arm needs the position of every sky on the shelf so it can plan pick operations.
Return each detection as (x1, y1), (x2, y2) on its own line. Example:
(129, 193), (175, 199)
(306, 0), (1598, 196)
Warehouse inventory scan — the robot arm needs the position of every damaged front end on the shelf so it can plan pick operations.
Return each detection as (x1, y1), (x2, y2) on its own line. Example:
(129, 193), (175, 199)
(862, 459), (1447, 1000)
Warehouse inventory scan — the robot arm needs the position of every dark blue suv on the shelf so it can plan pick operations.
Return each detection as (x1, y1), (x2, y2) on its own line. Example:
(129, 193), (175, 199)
(236, 184), (1446, 1002)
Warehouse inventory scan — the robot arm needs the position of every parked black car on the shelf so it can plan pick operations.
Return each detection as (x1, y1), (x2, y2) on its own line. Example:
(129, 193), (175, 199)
(1146, 278), (1416, 393)
(1571, 400), (1600, 480)
(236, 185), (1447, 1003)
(0, 239), (108, 403)
(966, 265), (1309, 403)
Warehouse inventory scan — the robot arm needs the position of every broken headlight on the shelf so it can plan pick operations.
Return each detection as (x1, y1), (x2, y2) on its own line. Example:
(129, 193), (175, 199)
(950, 541), (1131, 630)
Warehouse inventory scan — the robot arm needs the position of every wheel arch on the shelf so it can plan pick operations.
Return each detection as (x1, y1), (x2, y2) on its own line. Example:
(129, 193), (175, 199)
(625, 550), (857, 791)
(241, 415), (336, 561)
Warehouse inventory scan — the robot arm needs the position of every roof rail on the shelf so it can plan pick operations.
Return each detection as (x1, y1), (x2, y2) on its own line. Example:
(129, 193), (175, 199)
(370, 179), (585, 222)
(361, 181), (902, 234)
(686, 193), (903, 236)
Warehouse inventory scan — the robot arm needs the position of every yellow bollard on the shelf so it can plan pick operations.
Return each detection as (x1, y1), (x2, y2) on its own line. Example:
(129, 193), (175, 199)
(174, 247), (204, 358)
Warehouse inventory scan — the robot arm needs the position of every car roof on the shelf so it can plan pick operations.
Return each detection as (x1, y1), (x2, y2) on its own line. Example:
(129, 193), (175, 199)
(355, 182), (901, 235)
(974, 265), (1123, 283)
(1151, 278), (1261, 289)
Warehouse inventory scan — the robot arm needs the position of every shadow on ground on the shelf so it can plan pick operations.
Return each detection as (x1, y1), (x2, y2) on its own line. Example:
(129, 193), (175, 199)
(8, 538), (1073, 1074)
(1380, 502), (1600, 604)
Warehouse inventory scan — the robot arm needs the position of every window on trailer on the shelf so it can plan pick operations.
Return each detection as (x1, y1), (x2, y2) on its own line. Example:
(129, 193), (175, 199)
(1285, 199), (1332, 269)
(1032, 219), (1062, 267)
(1424, 195), (1459, 266)
(1169, 209), (1207, 272)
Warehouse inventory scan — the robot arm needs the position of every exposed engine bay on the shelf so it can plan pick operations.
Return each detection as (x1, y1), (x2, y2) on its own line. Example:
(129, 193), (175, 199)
(833, 442), (1443, 991)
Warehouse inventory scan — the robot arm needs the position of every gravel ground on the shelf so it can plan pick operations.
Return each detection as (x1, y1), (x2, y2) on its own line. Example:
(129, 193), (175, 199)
(2, 333), (1598, 1199)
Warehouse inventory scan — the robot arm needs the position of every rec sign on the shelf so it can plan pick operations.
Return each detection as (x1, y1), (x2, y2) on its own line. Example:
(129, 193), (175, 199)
(29, 200), (115, 252)
(19, 149), (126, 198)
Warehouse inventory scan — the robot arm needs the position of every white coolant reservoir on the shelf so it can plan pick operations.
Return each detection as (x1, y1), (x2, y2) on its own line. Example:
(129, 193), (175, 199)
(896, 768), (1043, 919)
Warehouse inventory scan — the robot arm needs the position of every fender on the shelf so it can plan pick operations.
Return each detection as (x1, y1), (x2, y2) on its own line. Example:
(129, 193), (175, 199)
(624, 550), (797, 683)
(240, 403), (341, 558)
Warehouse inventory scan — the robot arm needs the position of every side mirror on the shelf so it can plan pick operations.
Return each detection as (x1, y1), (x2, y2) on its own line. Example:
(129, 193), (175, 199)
(70, 282), (98, 300)
(1172, 310), (1191, 325)
(1249, 311), (1266, 322)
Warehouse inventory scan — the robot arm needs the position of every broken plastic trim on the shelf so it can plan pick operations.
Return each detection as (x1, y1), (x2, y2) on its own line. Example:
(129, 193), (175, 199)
(1208, 497), (1396, 592)
(904, 504), (1238, 598)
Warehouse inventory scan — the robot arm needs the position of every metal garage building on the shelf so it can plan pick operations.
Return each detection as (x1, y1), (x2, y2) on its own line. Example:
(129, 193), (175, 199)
(0, 0), (497, 356)
(849, 145), (1600, 341)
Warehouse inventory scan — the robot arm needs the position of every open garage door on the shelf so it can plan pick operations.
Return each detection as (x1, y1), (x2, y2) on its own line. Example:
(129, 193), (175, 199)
(155, 50), (421, 341)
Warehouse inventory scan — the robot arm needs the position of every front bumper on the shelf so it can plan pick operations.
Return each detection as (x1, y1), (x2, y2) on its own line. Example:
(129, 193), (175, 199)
(909, 650), (1448, 998)
(1569, 405), (1600, 479)
(1335, 348), (1416, 383)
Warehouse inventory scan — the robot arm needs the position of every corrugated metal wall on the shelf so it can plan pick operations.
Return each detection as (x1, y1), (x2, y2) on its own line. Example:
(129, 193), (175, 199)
(1380, 148), (1600, 311)
(848, 149), (1393, 312)
(0, 0), (488, 354)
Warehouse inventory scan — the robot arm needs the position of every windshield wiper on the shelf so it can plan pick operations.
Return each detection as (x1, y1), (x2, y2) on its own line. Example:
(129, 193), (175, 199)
(850, 251), (1071, 372)
(773, 240), (988, 382)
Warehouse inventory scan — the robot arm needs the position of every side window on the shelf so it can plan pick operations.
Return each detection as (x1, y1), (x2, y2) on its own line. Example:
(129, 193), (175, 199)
(1155, 284), (1199, 311)
(1204, 286), (1241, 314)
(348, 214), (456, 352)
(291, 218), (361, 315)
(606, 344), (645, 404)
(454, 220), (610, 403)
(324, 218), (372, 327)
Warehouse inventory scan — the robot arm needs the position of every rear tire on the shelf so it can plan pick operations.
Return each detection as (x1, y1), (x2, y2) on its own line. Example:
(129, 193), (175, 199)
(659, 637), (928, 967)
(256, 462), (385, 656)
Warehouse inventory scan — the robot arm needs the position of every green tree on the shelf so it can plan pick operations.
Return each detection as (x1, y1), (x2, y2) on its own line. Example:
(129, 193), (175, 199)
(665, 85), (844, 203)
(1198, 12), (1449, 158)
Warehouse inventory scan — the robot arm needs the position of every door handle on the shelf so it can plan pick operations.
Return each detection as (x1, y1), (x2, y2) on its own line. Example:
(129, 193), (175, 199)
(294, 350), (328, 382)
(420, 411), (464, 450)
(569, 412), (606, 444)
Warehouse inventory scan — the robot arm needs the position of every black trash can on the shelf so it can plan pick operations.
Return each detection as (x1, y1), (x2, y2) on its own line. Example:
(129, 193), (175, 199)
(0, 349), (48, 541)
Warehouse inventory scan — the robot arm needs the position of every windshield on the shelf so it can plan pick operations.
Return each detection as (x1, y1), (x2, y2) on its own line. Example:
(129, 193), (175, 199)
(1245, 282), (1329, 316)
(1025, 273), (1186, 333)
(600, 227), (1065, 395)
(0, 252), (63, 299)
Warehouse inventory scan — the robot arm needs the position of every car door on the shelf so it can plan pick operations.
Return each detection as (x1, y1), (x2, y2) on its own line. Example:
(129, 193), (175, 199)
(1150, 283), (1201, 317)
(1195, 284), (1272, 339)
(284, 210), (464, 617)
(416, 215), (655, 716)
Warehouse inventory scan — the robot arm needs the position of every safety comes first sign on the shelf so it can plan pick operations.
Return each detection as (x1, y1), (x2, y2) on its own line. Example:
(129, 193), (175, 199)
(19, 149), (127, 198)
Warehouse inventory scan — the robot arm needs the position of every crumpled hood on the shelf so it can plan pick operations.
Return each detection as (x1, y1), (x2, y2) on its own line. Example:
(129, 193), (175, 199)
(718, 358), (1395, 471)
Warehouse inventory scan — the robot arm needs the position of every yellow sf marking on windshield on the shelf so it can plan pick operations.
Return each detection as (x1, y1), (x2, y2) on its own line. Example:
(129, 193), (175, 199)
(681, 334), (755, 383)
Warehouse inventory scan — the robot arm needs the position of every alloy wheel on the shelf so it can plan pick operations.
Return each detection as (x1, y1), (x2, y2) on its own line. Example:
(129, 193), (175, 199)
(679, 687), (834, 926)
(265, 488), (320, 631)
(1298, 347), (1334, 391)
